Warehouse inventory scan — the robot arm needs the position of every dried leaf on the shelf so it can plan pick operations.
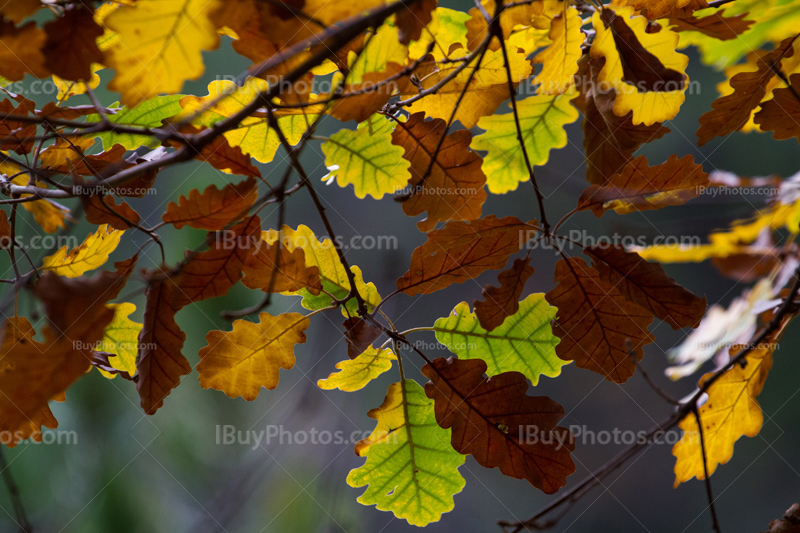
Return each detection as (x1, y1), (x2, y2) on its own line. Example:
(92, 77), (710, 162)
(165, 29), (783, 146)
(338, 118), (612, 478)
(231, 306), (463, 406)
(422, 357), (575, 493)
(545, 258), (655, 383)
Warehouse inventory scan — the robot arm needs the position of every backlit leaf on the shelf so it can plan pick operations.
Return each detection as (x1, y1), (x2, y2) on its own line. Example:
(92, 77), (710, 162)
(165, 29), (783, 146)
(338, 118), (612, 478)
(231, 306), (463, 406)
(471, 90), (579, 194)
(318, 346), (396, 392)
(578, 154), (708, 216)
(545, 258), (655, 383)
(347, 379), (466, 527)
(391, 112), (486, 231)
(422, 357), (575, 494)
(43, 225), (124, 278)
(162, 177), (258, 231)
(435, 294), (567, 385)
(474, 257), (535, 331)
(321, 117), (411, 199)
(97, 302), (142, 379)
(197, 312), (309, 400)
(104, 0), (222, 105)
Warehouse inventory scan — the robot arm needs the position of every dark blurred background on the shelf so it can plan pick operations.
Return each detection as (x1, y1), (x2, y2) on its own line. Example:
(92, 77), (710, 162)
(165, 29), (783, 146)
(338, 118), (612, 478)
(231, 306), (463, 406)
(2, 1), (799, 531)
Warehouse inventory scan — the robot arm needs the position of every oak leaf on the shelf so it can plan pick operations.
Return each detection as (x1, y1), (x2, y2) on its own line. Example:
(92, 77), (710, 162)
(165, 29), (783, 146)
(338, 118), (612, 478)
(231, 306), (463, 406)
(104, 0), (222, 105)
(397, 216), (536, 296)
(42, 224), (124, 278)
(474, 257), (535, 331)
(578, 154), (708, 216)
(753, 74), (800, 143)
(162, 178), (258, 231)
(422, 357), (575, 493)
(242, 234), (322, 295)
(173, 215), (261, 308)
(318, 346), (396, 392)
(391, 113), (486, 231)
(347, 379), (465, 527)
(545, 258), (655, 383)
(0, 20), (48, 81)
(697, 36), (796, 146)
(534, 6), (584, 95)
(471, 90), (580, 194)
(590, 5), (688, 125)
(321, 116), (411, 199)
(197, 312), (309, 400)
(436, 295), (567, 385)
(585, 245), (707, 330)
(136, 278), (190, 415)
(43, 7), (103, 82)
(672, 321), (787, 485)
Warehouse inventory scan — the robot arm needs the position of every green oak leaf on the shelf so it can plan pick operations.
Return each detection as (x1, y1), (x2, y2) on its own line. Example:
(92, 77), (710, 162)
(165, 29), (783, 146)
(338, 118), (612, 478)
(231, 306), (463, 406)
(434, 294), (567, 385)
(321, 115), (411, 199)
(347, 379), (465, 527)
(86, 95), (183, 150)
(471, 91), (579, 194)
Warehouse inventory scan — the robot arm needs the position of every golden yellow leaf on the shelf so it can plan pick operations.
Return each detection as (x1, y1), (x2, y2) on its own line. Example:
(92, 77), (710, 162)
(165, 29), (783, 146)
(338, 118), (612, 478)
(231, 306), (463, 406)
(97, 302), (142, 379)
(534, 5), (583, 94)
(197, 312), (310, 400)
(318, 346), (396, 392)
(672, 328), (782, 485)
(590, 5), (689, 125)
(42, 225), (123, 278)
(104, 0), (222, 105)
(178, 77), (315, 163)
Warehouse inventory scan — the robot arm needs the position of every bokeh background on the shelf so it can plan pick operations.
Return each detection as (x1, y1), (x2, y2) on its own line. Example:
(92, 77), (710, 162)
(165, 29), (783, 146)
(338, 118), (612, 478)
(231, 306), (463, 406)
(2, 1), (799, 531)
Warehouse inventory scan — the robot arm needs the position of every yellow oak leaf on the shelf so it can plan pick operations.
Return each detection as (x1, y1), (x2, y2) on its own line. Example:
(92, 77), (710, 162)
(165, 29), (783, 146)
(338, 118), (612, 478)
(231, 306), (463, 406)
(534, 6), (584, 94)
(318, 346), (396, 392)
(97, 302), (141, 379)
(42, 224), (123, 278)
(197, 312), (310, 400)
(178, 77), (315, 163)
(104, 0), (222, 105)
(590, 5), (689, 125)
(264, 225), (383, 315)
(672, 326), (783, 485)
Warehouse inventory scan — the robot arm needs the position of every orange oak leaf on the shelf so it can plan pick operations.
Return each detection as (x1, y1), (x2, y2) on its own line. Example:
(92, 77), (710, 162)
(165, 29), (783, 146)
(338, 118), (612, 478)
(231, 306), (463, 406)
(585, 245), (707, 330)
(328, 64), (412, 123)
(173, 215), (261, 308)
(545, 257), (655, 383)
(0, 20), (48, 81)
(753, 73), (800, 143)
(474, 257), (535, 332)
(136, 278), (190, 415)
(0, 93), (37, 154)
(162, 177), (258, 231)
(697, 35), (797, 146)
(81, 193), (142, 230)
(578, 154), (708, 216)
(391, 112), (486, 232)
(421, 357), (575, 494)
(33, 255), (137, 342)
(197, 312), (309, 400)
(42, 7), (104, 81)
(397, 216), (536, 296)
(0, 317), (87, 441)
(241, 236), (322, 295)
